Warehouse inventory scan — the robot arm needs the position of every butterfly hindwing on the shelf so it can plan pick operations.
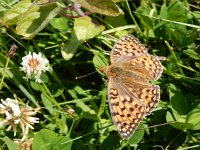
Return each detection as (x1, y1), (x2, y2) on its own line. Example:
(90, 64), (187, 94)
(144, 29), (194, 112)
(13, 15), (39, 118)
(108, 77), (145, 139)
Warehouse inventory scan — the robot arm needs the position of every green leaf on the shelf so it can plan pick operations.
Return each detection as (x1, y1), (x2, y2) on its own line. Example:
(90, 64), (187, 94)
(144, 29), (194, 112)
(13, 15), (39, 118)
(136, 7), (154, 29)
(168, 83), (189, 116)
(160, 3), (167, 19)
(128, 123), (144, 144)
(183, 49), (200, 60)
(50, 17), (69, 31)
(16, 3), (62, 39)
(61, 16), (105, 60)
(32, 129), (56, 150)
(186, 102), (200, 130)
(167, 1), (188, 22)
(166, 111), (192, 130)
(61, 31), (82, 61)
(76, 100), (98, 121)
(30, 81), (41, 91)
(170, 27), (198, 48)
(1, 136), (20, 150)
(74, 16), (105, 41)
(32, 129), (72, 150)
(73, 0), (122, 16)
(2, 0), (32, 25)
(41, 93), (55, 115)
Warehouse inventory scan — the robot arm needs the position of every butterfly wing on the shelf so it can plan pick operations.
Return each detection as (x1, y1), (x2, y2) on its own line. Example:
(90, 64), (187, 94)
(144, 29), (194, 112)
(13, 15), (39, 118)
(110, 35), (148, 64)
(119, 77), (160, 116)
(108, 77), (146, 139)
(124, 54), (163, 80)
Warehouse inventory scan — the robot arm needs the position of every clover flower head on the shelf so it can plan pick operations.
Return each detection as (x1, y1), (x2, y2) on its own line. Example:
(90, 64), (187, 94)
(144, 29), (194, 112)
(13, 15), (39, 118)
(0, 98), (40, 141)
(20, 52), (50, 83)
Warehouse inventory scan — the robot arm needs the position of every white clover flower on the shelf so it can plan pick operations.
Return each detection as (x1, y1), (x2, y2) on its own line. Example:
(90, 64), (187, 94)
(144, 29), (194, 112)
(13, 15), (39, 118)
(20, 52), (50, 83)
(0, 98), (40, 141)
(1, 98), (21, 117)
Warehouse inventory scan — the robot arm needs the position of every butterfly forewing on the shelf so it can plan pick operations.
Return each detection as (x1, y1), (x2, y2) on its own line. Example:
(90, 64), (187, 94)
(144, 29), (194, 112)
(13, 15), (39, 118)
(111, 35), (148, 63)
(127, 54), (163, 80)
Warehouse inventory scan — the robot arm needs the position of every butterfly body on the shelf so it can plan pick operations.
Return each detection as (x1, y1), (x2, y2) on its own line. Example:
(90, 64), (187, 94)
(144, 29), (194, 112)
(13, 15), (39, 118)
(102, 35), (163, 139)
(106, 65), (149, 84)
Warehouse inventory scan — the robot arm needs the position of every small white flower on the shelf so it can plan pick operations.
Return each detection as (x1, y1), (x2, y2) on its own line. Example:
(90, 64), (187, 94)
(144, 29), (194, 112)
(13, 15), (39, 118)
(2, 98), (21, 117)
(0, 98), (40, 141)
(20, 52), (50, 83)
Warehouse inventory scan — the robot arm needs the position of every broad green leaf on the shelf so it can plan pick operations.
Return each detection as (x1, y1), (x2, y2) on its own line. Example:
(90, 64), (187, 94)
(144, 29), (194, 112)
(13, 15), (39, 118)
(167, 1), (188, 22)
(136, 7), (154, 29)
(50, 17), (69, 31)
(186, 102), (200, 130)
(3, 0), (32, 25)
(128, 123), (144, 144)
(16, 3), (62, 39)
(73, 0), (121, 16)
(61, 16), (105, 60)
(61, 31), (82, 61)
(166, 111), (192, 130)
(30, 81), (40, 91)
(170, 27), (198, 48)
(2, 136), (20, 150)
(168, 84), (189, 116)
(32, 129), (71, 150)
(160, 3), (167, 19)
(74, 16), (105, 41)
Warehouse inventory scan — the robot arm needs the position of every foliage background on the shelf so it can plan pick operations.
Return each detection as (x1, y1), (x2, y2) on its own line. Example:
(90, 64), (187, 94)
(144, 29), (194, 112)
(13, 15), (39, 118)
(0, 0), (200, 149)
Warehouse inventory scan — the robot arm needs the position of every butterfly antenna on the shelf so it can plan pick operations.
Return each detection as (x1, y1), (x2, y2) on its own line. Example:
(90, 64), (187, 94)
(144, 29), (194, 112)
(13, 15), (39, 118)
(75, 71), (97, 79)
(137, 121), (177, 131)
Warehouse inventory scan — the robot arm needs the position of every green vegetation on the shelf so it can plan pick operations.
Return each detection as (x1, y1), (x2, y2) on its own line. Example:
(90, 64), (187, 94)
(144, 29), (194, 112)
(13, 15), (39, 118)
(0, 0), (200, 149)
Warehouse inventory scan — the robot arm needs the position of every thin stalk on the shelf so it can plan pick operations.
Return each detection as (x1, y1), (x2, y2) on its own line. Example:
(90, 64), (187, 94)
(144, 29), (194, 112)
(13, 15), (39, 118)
(125, 0), (143, 36)
(165, 41), (184, 75)
(0, 57), (10, 90)
(42, 82), (62, 109)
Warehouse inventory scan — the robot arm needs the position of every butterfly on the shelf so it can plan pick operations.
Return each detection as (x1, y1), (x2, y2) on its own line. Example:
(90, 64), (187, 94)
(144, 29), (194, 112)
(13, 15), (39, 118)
(102, 35), (163, 139)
